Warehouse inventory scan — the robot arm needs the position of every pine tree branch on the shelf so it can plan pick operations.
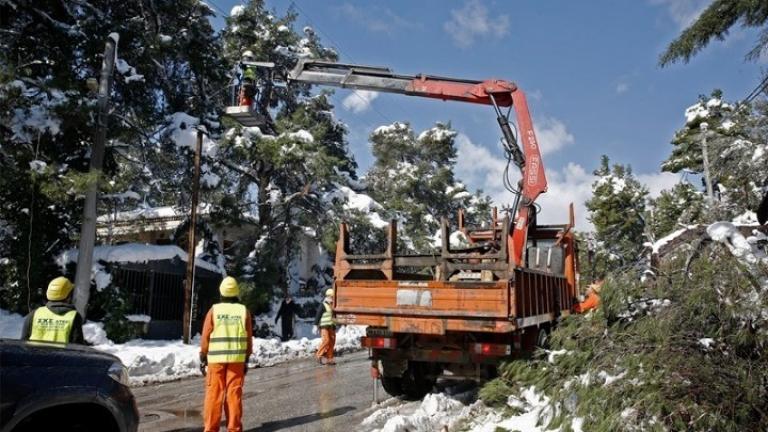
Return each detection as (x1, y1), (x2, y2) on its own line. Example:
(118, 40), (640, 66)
(659, 0), (742, 67)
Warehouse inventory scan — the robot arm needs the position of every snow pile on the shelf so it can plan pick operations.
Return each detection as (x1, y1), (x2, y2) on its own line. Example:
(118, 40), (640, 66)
(103, 324), (363, 385)
(707, 222), (767, 267)
(429, 229), (470, 249)
(2, 80), (69, 143)
(647, 226), (696, 254)
(617, 298), (672, 321)
(594, 174), (627, 194)
(115, 58), (144, 83)
(164, 112), (219, 158)
(362, 386), (583, 432)
(325, 185), (389, 229)
(1, 310), (364, 386)
(58, 243), (222, 274)
(417, 126), (457, 142)
(362, 391), (480, 432)
(230, 4), (245, 17)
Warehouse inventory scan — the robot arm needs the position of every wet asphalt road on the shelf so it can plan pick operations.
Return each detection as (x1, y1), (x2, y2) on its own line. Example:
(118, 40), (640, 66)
(134, 351), (387, 432)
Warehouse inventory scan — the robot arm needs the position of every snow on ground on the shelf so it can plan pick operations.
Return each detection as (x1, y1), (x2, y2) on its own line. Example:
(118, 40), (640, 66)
(0, 309), (364, 386)
(360, 385), (583, 432)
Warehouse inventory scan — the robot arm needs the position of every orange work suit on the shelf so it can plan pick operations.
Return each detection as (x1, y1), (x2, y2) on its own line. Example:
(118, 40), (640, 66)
(316, 327), (336, 362)
(574, 291), (600, 313)
(200, 307), (253, 432)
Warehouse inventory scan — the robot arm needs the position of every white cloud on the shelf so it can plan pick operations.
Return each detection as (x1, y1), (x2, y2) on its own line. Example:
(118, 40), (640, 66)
(651, 0), (711, 29)
(637, 172), (680, 198)
(534, 117), (575, 156)
(342, 90), (380, 114)
(455, 134), (683, 231)
(444, 0), (510, 48)
(616, 82), (630, 94)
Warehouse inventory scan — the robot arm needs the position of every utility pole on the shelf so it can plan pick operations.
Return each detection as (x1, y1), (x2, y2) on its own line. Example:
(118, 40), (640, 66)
(700, 122), (715, 208)
(183, 128), (204, 344)
(74, 34), (117, 317)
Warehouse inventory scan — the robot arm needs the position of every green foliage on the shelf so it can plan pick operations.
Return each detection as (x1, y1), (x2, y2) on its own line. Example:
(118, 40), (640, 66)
(485, 247), (768, 431)
(238, 281), (273, 316)
(585, 155), (649, 269)
(365, 122), (492, 253)
(0, 0), (226, 310)
(479, 378), (515, 408)
(92, 285), (134, 344)
(662, 91), (767, 221)
(649, 182), (704, 239)
(660, 0), (768, 65)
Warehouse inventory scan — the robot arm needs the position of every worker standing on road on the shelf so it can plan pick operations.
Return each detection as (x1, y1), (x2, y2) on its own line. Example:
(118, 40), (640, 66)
(313, 288), (336, 365)
(574, 279), (604, 313)
(274, 294), (299, 341)
(199, 276), (253, 432)
(21, 276), (85, 344)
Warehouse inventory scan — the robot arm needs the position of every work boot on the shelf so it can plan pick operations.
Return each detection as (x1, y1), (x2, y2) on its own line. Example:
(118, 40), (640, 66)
(326, 359), (336, 366)
(316, 357), (325, 365)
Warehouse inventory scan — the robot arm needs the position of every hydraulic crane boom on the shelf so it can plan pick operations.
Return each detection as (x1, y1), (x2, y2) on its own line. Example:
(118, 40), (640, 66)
(287, 60), (548, 268)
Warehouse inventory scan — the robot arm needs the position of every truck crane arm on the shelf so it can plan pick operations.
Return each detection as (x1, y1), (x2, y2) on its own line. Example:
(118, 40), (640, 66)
(287, 60), (548, 267)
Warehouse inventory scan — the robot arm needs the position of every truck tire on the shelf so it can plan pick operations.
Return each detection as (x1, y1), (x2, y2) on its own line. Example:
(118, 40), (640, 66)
(380, 376), (404, 397)
(400, 362), (436, 401)
(536, 327), (550, 350)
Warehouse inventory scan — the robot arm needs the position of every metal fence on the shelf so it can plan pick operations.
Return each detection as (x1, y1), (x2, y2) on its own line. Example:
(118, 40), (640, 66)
(111, 263), (221, 339)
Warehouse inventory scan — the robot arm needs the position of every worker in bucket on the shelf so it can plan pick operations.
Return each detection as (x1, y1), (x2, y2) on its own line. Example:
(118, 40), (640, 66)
(274, 294), (299, 341)
(575, 278), (604, 313)
(238, 50), (257, 107)
(199, 276), (253, 432)
(21, 276), (85, 344)
(313, 288), (337, 365)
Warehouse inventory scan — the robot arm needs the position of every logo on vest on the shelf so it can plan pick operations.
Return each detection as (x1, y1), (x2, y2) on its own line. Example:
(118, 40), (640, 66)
(216, 314), (242, 324)
(35, 318), (70, 330)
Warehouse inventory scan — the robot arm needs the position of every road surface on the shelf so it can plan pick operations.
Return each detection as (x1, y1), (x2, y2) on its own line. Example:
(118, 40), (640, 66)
(135, 351), (389, 432)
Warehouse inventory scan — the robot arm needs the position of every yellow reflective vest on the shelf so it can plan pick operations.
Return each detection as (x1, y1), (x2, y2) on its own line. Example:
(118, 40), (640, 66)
(29, 306), (77, 344)
(208, 303), (248, 364)
(319, 302), (335, 328)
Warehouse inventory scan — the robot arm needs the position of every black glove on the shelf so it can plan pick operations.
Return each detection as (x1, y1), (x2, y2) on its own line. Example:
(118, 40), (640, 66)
(199, 353), (208, 376)
(243, 364), (249, 376)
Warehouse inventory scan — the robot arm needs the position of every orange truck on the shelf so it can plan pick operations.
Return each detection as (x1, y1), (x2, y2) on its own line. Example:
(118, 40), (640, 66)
(333, 207), (577, 399)
(240, 60), (579, 399)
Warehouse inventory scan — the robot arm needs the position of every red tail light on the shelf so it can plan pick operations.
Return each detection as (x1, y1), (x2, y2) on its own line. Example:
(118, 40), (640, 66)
(472, 343), (511, 356)
(361, 337), (397, 349)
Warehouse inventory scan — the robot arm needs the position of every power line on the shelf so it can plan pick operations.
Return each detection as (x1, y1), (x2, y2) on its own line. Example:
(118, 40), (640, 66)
(743, 73), (768, 104)
(205, 0), (229, 18)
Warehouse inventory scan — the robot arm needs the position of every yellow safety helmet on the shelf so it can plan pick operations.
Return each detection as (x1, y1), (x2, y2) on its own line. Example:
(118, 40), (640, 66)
(219, 276), (240, 297)
(325, 288), (334, 297)
(47, 277), (74, 301)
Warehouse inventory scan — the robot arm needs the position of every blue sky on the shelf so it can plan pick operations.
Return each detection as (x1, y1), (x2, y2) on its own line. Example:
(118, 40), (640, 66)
(211, 0), (764, 228)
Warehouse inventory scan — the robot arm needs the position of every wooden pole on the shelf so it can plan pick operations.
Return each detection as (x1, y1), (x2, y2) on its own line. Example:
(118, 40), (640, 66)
(183, 129), (203, 344)
(74, 34), (117, 317)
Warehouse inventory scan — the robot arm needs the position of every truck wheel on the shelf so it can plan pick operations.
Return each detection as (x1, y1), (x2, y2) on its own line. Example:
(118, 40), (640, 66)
(380, 376), (404, 397)
(536, 328), (550, 349)
(400, 362), (436, 401)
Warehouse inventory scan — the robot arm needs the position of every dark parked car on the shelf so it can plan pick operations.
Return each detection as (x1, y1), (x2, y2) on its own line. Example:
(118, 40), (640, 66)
(0, 339), (138, 432)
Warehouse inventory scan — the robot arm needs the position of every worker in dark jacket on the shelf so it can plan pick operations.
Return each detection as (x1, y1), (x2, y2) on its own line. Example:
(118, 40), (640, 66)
(21, 276), (85, 344)
(274, 294), (299, 341)
(313, 288), (336, 365)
